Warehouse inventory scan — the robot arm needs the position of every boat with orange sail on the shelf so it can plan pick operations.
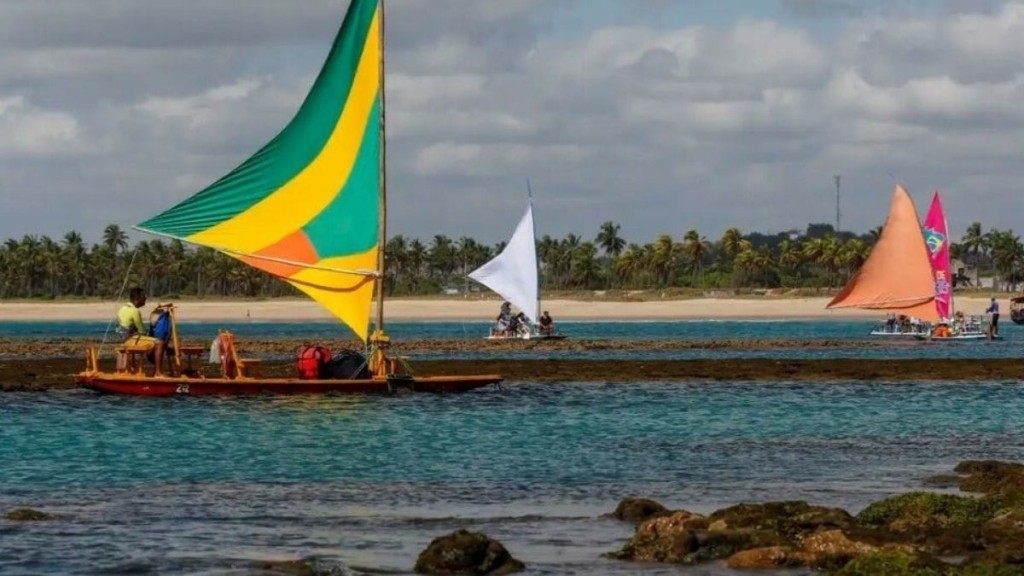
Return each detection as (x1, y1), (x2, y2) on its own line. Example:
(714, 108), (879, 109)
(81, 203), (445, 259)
(828, 185), (998, 341)
(827, 185), (939, 336)
(75, 0), (502, 395)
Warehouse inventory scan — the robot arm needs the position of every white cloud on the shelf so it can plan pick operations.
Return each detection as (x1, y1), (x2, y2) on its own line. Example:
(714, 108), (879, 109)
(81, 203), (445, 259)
(0, 95), (84, 158)
(137, 78), (264, 123)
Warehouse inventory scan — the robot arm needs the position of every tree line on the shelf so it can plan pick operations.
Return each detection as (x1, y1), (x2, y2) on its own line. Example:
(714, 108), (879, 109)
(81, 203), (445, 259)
(0, 221), (1021, 300)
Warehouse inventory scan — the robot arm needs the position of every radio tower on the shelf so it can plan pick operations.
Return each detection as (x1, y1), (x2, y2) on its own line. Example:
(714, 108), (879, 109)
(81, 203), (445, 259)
(834, 175), (841, 234)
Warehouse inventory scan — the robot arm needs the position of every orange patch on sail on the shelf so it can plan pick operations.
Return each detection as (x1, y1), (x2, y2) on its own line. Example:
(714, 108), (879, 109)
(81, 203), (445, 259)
(241, 230), (320, 279)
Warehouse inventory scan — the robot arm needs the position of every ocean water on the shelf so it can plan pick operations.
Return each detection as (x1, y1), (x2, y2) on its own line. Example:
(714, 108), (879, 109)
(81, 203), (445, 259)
(1, 319), (1021, 360)
(1, 318), (867, 340)
(3, 381), (1024, 575)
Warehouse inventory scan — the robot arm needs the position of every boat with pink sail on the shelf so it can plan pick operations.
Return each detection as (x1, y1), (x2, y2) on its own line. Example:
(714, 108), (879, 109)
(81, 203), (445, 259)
(917, 190), (998, 341)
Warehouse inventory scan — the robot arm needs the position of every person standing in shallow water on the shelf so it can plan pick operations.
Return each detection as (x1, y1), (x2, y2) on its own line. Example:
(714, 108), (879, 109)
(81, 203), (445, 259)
(986, 297), (1000, 337)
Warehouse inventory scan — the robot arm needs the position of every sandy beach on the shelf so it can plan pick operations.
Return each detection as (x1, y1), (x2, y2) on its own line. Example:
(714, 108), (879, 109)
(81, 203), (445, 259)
(0, 296), (1001, 322)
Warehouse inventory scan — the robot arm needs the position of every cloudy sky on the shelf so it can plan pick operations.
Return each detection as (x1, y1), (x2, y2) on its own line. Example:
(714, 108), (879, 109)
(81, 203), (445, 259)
(1, 0), (1021, 247)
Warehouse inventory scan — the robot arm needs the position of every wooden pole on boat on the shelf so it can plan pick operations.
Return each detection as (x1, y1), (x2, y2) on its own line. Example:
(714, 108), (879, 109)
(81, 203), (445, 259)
(527, 179), (539, 324)
(374, 0), (388, 341)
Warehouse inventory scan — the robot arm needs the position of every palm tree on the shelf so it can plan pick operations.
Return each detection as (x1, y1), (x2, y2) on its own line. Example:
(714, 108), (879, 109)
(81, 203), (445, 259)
(571, 242), (602, 289)
(61, 231), (88, 296)
(681, 229), (709, 286)
(595, 221), (626, 288)
(839, 239), (870, 280)
(802, 236), (842, 286)
(718, 227), (745, 270)
(102, 224), (129, 253)
(429, 235), (456, 279)
(735, 245), (775, 286)
(408, 239), (427, 281)
(614, 244), (644, 288)
(14, 235), (42, 297)
(536, 235), (558, 290)
(553, 234), (581, 290)
(987, 229), (1024, 290)
(595, 221), (626, 258)
(37, 236), (61, 296)
(385, 235), (409, 294)
(649, 234), (677, 287)
(0, 242), (10, 297)
(456, 237), (490, 294)
(777, 239), (803, 284)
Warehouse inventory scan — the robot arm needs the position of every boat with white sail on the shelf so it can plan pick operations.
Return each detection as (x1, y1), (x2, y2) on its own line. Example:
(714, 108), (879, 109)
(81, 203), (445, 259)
(468, 190), (566, 341)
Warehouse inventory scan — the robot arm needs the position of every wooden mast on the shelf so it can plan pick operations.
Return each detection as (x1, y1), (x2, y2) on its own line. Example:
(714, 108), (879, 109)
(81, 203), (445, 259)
(527, 179), (539, 323)
(373, 0), (387, 342)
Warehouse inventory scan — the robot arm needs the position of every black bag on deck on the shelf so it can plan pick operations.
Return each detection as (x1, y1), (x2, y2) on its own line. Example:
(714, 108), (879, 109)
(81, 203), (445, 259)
(324, 350), (371, 380)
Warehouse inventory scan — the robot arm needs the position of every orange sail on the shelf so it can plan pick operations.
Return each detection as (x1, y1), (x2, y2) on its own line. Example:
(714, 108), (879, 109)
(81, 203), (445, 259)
(827, 185), (939, 322)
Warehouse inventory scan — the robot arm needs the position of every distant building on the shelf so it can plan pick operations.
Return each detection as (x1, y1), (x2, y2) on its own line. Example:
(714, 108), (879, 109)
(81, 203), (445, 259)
(952, 259), (972, 288)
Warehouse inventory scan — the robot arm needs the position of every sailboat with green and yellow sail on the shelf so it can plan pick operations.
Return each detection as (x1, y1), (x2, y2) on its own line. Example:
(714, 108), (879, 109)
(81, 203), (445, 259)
(75, 0), (503, 395)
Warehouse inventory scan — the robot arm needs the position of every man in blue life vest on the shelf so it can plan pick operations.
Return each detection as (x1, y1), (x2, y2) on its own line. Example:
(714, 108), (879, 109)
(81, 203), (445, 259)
(118, 287), (165, 377)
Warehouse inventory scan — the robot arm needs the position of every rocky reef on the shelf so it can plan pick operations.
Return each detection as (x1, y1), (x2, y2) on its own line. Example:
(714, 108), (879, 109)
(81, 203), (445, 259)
(4, 356), (1024, 392)
(9, 461), (1024, 574)
(608, 460), (1024, 575)
(0, 336), (887, 359)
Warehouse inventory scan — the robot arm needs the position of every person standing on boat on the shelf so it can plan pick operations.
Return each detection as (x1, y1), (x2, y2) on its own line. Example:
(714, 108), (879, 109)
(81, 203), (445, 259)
(508, 312), (527, 336)
(117, 287), (165, 377)
(495, 302), (512, 336)
(885, 312), (896, 332)
(953, 310), (966, 334)
(986, 297), (1000, 337)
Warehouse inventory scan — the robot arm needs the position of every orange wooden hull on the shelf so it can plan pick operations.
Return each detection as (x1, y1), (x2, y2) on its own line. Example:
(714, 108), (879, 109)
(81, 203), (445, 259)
(75, 371), (502, 397)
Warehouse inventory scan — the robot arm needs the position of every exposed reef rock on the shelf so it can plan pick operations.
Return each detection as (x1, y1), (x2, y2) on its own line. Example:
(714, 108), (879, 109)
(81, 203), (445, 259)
(607, 460), (1024, 574)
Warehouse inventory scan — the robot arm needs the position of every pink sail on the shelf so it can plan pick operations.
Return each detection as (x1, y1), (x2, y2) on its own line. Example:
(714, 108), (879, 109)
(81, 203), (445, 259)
(922, 191), (952, 319)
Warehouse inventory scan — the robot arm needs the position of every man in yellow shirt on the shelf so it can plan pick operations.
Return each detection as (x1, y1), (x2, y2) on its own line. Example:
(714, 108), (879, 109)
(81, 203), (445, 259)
(118, 287), (165, 377)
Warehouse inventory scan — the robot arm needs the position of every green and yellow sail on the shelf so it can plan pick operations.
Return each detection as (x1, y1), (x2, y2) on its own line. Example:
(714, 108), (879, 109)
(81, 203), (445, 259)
(137, 0), (382, 340)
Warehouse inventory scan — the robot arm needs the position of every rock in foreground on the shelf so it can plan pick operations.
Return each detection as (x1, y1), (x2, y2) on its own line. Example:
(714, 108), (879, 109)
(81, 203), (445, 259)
(607, 460), (1024, 574)
(609, 497), (671, 524)
(415, 529), (524, 575)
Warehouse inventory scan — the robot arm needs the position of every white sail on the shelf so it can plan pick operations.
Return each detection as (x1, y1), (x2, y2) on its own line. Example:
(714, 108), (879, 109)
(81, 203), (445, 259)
(469, 203), (539, 325)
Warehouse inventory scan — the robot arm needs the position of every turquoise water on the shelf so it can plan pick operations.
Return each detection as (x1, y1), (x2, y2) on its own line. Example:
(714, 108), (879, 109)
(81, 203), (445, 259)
(1, 320), (1021, 360)
(2, 318), (862, 339)
(4, 381), (1024, 575)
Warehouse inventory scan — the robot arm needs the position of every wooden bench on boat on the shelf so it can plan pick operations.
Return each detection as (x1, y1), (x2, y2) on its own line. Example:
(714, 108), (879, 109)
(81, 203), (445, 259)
(114, 339), (157, 375)
(217, 331), (262, 379)
(114, 342), (208, 376)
